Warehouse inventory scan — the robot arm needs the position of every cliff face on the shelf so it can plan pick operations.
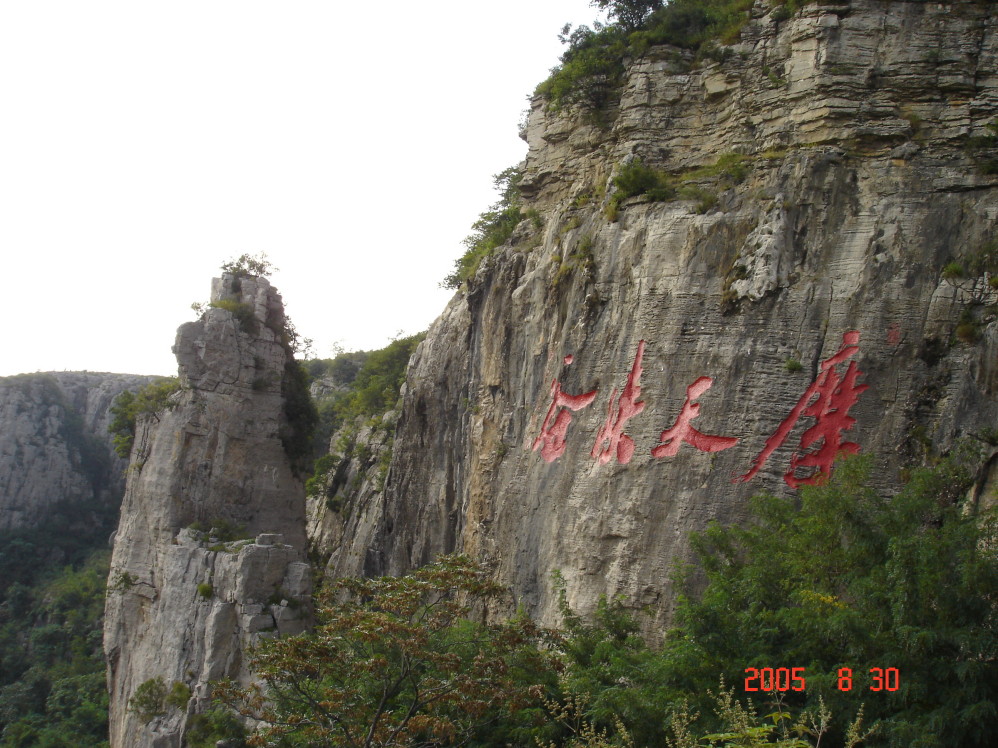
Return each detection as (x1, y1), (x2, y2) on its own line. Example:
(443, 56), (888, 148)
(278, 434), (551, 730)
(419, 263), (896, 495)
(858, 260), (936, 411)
(0, 371), (157, 531)
(307, 409), (398, 575)
(103, 274), (311, 748)
(319, 0), (998, 630)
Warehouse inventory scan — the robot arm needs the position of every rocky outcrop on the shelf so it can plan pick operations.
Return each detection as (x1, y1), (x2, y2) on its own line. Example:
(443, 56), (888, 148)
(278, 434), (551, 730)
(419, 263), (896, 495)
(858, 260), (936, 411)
(0, 371), (157, 531)
(306, 410), (398, 576)
(315, 0), (998, 633)
(103, 274), (311, 748)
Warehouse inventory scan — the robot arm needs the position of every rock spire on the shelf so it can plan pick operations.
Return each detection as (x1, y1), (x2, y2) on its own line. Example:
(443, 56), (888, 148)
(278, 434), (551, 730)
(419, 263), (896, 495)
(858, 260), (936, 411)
(104, 273), (312, 748)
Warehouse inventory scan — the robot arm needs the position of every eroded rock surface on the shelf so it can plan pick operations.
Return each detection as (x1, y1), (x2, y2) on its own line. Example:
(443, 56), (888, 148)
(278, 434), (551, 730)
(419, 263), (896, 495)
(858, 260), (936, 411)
(314, 0), (998, 633)
(104, 274), (311, 748)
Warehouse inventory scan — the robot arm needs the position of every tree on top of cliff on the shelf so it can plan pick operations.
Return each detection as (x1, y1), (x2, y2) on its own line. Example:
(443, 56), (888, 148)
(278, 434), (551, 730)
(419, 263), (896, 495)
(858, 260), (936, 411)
(221, 252), (277, 279)
(538, 0), (755, 110)
(592, 0), (664, 30)
(443, 166), (524, 290)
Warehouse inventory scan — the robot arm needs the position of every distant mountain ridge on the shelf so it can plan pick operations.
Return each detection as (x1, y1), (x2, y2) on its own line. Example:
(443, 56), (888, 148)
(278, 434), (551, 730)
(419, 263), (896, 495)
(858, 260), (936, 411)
(0, 371), (160, 531)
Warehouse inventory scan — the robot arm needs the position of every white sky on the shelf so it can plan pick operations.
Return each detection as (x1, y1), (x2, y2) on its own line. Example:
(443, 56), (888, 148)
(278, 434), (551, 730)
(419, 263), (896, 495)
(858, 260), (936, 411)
(1, 1), (602, 377)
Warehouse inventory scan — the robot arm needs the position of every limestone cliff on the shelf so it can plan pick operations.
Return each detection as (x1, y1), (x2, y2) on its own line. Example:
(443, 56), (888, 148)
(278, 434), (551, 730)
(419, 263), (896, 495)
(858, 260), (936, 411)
(316, 0), (998, 632)
(0, 371), (157, 531)
(103, 274), (312, 748)
(306, 409), (398, 576)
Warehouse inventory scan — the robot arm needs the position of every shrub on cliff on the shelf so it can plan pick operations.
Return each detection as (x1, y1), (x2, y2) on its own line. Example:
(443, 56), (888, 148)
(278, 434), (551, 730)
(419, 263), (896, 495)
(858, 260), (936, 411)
(538, 0), (757, 110)
(108, 377), (181, 458)
(306, 334), (424, 459)
(594, 0), (665, 30)
(443, 166), (524, 290)
(536, 22), (630, 112)
(221, 252), (277, 278)
(280, 359), (318, 473)
(208, 299), (257, 335)
(346, 334), (424, 417)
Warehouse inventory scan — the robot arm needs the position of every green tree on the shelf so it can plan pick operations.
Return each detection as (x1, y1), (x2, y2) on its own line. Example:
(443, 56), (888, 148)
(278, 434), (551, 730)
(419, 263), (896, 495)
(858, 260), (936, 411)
(672, 451), (998, 747)
(214, 555), (561, 747)
(541, 450), (997, 747)
(552, 587), (671, 746)
(304, 335), (423, 467)
(443, 167), (524, 289)
(0, 550), (112, 747)
(221, 252), (278, 278)
(591, 0), (664, 30)
(346, 334), (424, 417)
(128, 677), (168, 723)
(538, 0), (755, 110)
(107, 378), (181, 458)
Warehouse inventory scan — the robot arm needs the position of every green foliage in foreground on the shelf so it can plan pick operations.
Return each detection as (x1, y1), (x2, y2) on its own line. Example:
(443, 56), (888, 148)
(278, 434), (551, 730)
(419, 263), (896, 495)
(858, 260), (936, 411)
(673, 451), (998, 747)
(208, 450), (997, 747)
(108, 377), (181, 458)
(215, 555), (561, 747)
(552, 450), (997, 747)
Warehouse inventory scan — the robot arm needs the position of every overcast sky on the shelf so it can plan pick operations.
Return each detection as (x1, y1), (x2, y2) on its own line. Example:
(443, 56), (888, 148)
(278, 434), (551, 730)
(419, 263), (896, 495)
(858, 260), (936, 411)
(1, 1), (602, 377)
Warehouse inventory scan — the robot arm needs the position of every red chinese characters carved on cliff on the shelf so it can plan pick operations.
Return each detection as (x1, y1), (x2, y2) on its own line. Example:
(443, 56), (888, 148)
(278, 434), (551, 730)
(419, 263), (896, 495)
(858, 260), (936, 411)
(531, 331), (867, 486)
(591, 341), (647, 465)
(737, 331), (868, 488)
(531, 355), (598, 463)
(652, 376), (738, 458)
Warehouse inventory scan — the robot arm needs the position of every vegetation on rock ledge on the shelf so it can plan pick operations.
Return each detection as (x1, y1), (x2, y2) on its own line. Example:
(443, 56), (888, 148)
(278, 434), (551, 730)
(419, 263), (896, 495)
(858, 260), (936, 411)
(307, 333), (425, 452)
(537, 0), (759, 111)
(443, 166), (525, 290)
(303, 333), (425, 504)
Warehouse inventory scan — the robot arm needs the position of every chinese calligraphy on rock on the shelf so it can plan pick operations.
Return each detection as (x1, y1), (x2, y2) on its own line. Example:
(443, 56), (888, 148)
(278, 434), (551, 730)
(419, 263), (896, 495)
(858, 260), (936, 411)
(531, 355), (598, 463)
(591, 341), (647, 465)
(532, 331), (868, 489)
(738, 331), (868, 488)
(651, 376), (738, 458)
